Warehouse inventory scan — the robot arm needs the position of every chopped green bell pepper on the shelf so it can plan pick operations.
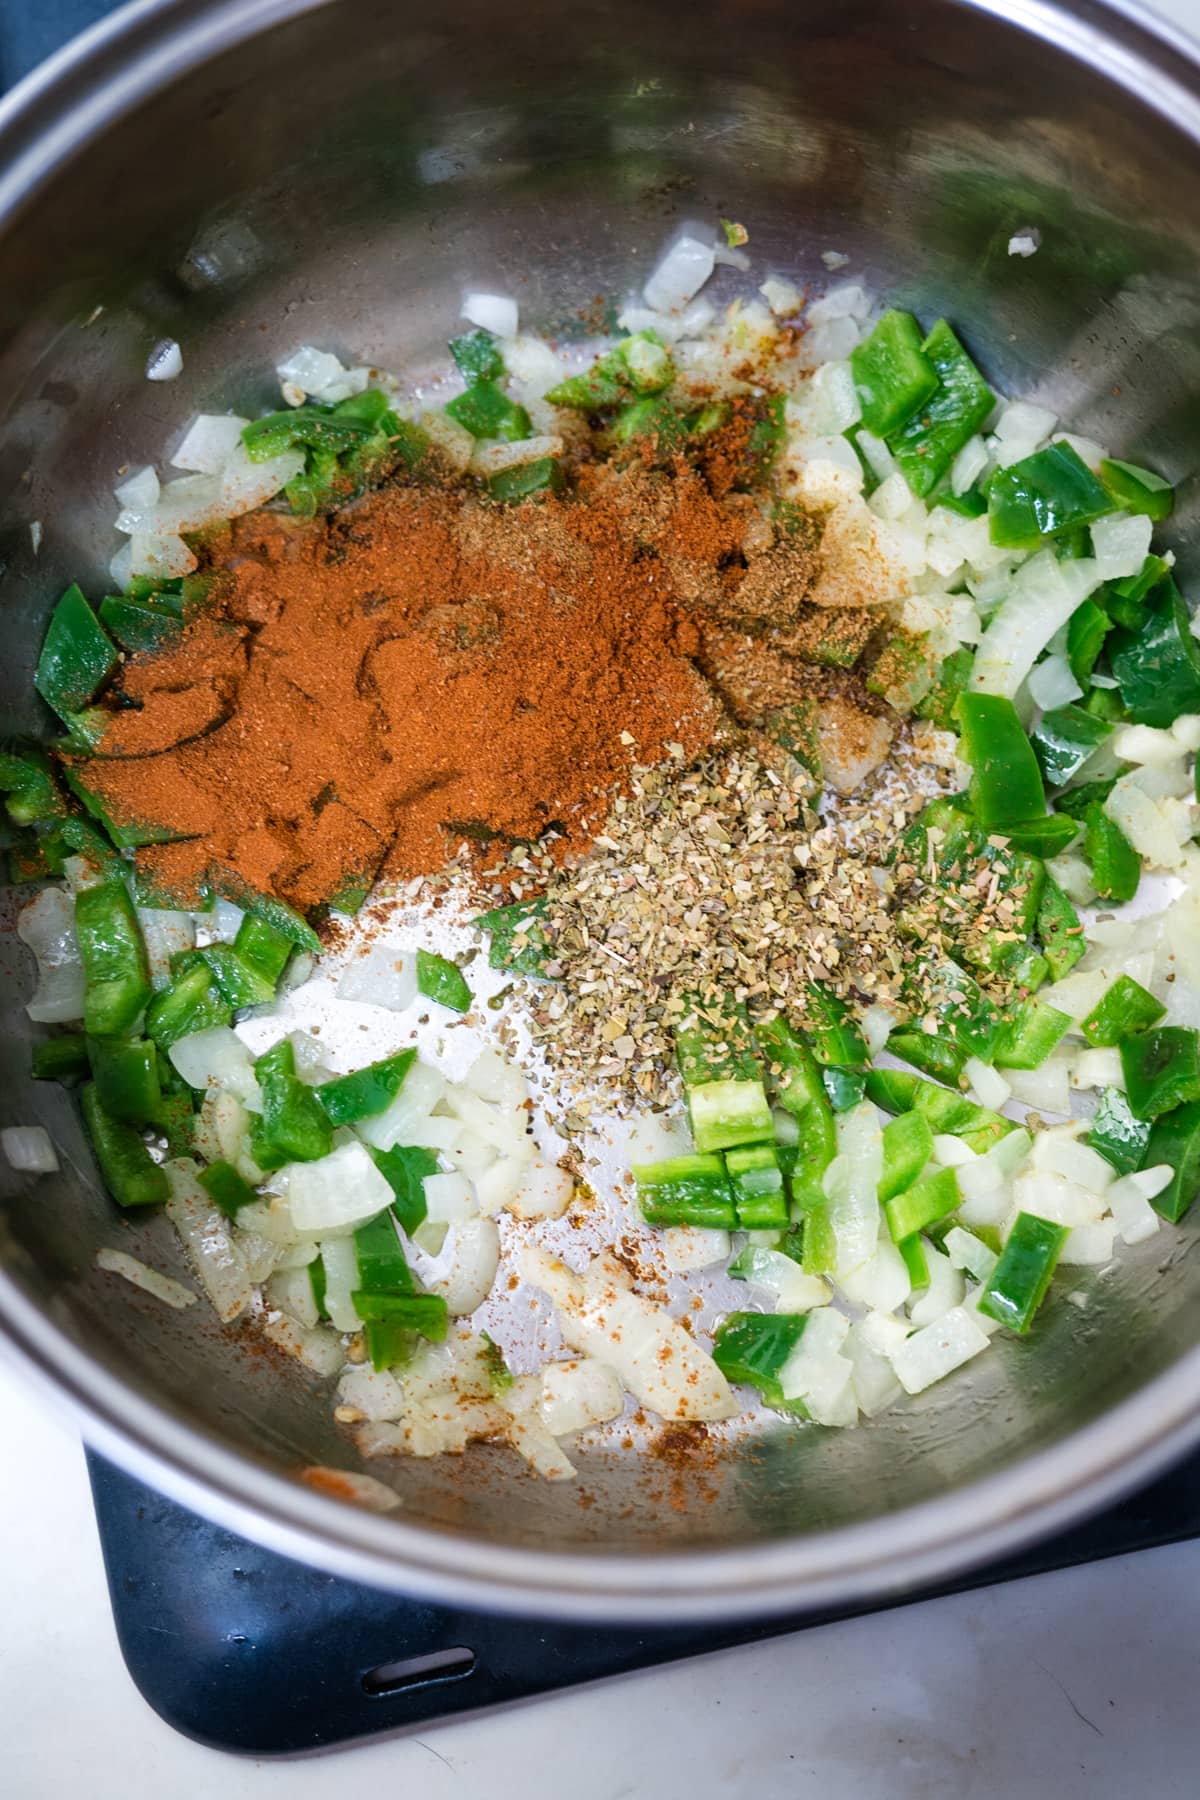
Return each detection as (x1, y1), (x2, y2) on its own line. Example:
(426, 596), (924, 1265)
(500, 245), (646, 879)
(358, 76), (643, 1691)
(1109, 582), (1200, 727)
(914, 647), (975, 732)
(144, 961), (231, 1051)
(316, 1048), (417, 1127)
(31, 1033), (89, 1084)
(198, 1159), (259, 1217)
(1120, 1026), (1200, 1121)
(1037, 876), (1086, 980)
(978, 1211), (1067, 1332)
(992, 998), (1072, 1070)
(0, 746), (67, 827)
(1087, 1086), (1152, 1177)
(1100, 457), (1174, 522)
(888, 320), (994, 498)
(242, 407), (373, 463)
(988, 440), (1114, 549)
(884, 1165), (960, 1244)
(849, 310), (939, 436)
(487, 456), (563, 502)
(474, 896), (552, 977)
(369, 1142), (438, 1235)
(804, 981), (868, 1067)
(725, 1142), (787, 1230)
(449, 328), (505, 384)
(352, 1209), (416, 1293)
(73, 880), (152, 1038)
(1031, 704), (1112, 789)
(878, 1110), (934, 1202)
(445, 380), (531, 442)
(80, 1081), (168, 1208)
(633, 1153), (737, 1229)
(35, 584), (118, 722)
(1066, 600), (1111, 688)
(1082, 975), (1165, 1048)
(250, 1038), (333, 1166)
(233, 912), (294, 984)
(956, 692), (1046, 826)
(1082, 803), (1140, 904)
(415, 949), (471, 1013)
(1142, 1099), (1200, 1222)
(199, 944), (278, 1011)
(711, 1311), (808, 1413)
(86, 1034), (161, 1127)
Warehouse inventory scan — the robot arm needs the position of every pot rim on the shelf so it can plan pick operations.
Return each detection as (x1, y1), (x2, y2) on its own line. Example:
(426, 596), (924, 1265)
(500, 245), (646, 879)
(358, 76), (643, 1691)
(2, 0), (1200, 1622)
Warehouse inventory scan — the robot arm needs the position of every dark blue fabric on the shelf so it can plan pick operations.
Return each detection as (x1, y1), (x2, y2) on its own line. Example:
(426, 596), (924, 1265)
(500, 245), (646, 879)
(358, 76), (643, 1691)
(0, 0), (122, 89)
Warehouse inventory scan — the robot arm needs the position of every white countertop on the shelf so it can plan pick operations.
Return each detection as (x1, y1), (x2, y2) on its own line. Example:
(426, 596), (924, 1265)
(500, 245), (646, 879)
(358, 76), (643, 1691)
(7, 1), (1200, 1793)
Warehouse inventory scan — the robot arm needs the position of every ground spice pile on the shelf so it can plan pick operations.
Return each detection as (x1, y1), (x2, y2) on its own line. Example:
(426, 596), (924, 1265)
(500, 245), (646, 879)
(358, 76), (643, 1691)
(68, 465), (807, 911)
(506, 741), (948, 1112)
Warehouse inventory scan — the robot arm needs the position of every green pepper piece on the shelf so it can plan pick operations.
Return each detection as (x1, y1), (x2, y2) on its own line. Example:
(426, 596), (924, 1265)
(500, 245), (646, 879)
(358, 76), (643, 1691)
(487, 457), (563, 502)
(0, 746), (68, 827)
(445, 380), (531, 442)
(80, 1081), (168, 1208)
(711, 1311), (808, 1413)
(415, 949), (471, 1013)
(992, 998), (1072, 1070)
(955, 692), (1046, 826)
(316, 1048), (417, 1127)
(241, 407), (374, 463)
(369, 1143), (438, 1235)
(878, 1111), (934, 1202)
(197, 1159), (258, 1218)
(1030, 704), (1113, 790)
(895, 1234), (928, 1289)
(352, 1210), (416, 1293)
(352, 1290), (448, 1337)
(1055, 776), (1118, 821)
(759, 700), (822, 778)
(686, 1079), (773, 1156)
(988, 814), (1080, 857)
(144, 961), (231, 1051)
(32, 1033), (90, 1084)
(935, 488), (988, 519)
(35, 584), (118, 722)
(204, 866), (321, 955)
(883, 1166), (960, 1244)
(888, 321), (994, 499)
(805, 981), (868, 1066)
(86, 1034), (161, 1127)
(73, 880), (152, 1038)
(250, 1038), (333, 1165)
(1098, 553), (1172, 631)
(473, 897), (552, 977)
(361, 1311), (438, 1372)
(1083, 803), (1140, 904)
(864, 1068), (1013, 1149)
(198, 944), (278, 1010)
(886, 1029), (968, 1086)
(97, 596), (184, 654)
(1142, 1100), (1200, 1222)
(988, 441), (1114, 549)
(978, 1211), (1067, 1333)
(284, 446), (341, 518)
(849, 310), (939, 437)
(1100, 457), (1174, 522)
(820, 1066), (867, 1112)
(1109, 582), (1200, 727)
(725, 1143), (788, 1230)
(1066, 600), (1111, 688)
(1087, 1086), (1152, 1177)
(1082, 975), (1166, 1048)
(1120, 1026), (1200, 1121)
(1083, 686), (1128, 725)
(232, 912), (293, 984)
(634, 1152), (737, 1229)
(913, 647), (974, 732)
(449, 328), (505, 384)
(675, 995), (759, 1090)
(1038, 876), (1086, 980)
(546, 331), (675, 409)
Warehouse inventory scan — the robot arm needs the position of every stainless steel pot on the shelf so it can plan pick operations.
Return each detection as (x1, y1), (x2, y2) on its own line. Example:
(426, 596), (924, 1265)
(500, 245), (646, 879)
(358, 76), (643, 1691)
(2, 0), (1200, 1624)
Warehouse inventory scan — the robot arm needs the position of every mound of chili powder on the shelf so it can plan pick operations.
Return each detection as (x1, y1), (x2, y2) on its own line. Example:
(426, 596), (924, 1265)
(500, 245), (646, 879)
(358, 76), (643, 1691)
(70, 460), (811, 913)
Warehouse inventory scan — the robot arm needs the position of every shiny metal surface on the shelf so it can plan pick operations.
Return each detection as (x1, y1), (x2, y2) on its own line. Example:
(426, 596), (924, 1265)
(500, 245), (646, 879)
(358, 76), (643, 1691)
(2, 0), (1200, 1622)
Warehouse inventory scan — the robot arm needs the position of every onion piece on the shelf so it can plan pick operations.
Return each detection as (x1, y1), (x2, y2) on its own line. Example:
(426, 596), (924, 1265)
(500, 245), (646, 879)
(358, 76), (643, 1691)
(1, 1125), (59, 1173)
(137, 907), (195, 989)
(471, 434), (562, 475)
(505, 1375), (577, 1480)
(890, 1305), (991, 1394)
(422, 1217), (501, 1316)
(1059, 1221), (1115, 1265)
(423, 1170), (478, 1225)
(337, 1364), (406, 1422)
(1107, 1172), (1165, 1245)
(19, 887), (85, 1025)
(970, 550), (1097, 699)
(964, 1056), (1012, 1110)
(540, 1358), (625, 1436)
(521, 1246), (736, 1423)
(778, 1307), (857, 1426)
(262, 1313), (344, 1376)
(827, 1101), (883, 1279)
(837, 1227), (909, 1314)
(908, 1245), (965, 1327)
(355, 1061), (445, 1151)
(171, 413), (249, 473)
(1027, 654), (1082, 710)
(336, 942), (417, 1010)
(95, 1248), (197, 1310)
(943, 1227), (998, 1284)
(288, 1140), (395, 1233)
(265, 1265), (321, 1329)
(169, 1026), (263, 1110)
(1091, 510), (1153, 581)
(146, 338), (183, 381)
(643, 231), (716, 313)
(847, 1312), (908, 1417)
(164, 1158), (254, 1322)
(318, 1235), (360, 1331)
(217, 441), (306, 516)
(660, 1226), (731, 1273)
(736, 1247), (832, 1312)
(462, 291), (518, 337)
(114, 465), (159, 509)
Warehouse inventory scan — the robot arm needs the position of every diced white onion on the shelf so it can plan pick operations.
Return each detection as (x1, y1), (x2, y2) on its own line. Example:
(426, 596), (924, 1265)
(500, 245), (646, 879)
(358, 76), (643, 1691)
(970, 550), (1095, 699)
(262, 1314), (344, 1376)
(860, 1004), (896, 1058)
(964, 1056), (1012, 1110)
(1008, 230), (1041, 257)
(462, 291), (518, 337)
(837, 1228), (909, 1314)
(231, 1226), (278, 1284)
(737, 1247), (832, 1313)
(1060, 1221), (1115, 1265)
(540, 1358), (625, 1437)
(137, 907), (195, 989)
(171, 413), (249, 474)
(1091, 511), (1153, 581)
(336, 942), (417, 1010)
(827, 1102), (883, 1279)
(908, 1246), (965, 1327)
(471, 434), (563, 475)
(955, 1128), (1031, 1202)
(164, 1159), (254, 1322)
(660, 1227), (731, 1273)
(1105, 774), (1186, 870)
(95, 1248), (197, 1309)
(127, 529), (197, 579)
(505, 1377), (578, 1480)
(265, 1264), (321, 1329)
(643, 231), (716, 313)
(1070, 1047), (1125, 1091)
(276, 345), (346, 397)
(778, 1307), (857, 1427)
(943, 1227), (998, 1283)
(931, 1134), (975, 1168)
(423, 1170), (477, 1225)
(169, 1026), (263, 1110)
(759, 276), (802, 316)
(950, 434), (989, 495)
(423, 1217), (501, 1316)
(1107, 1172), (1165, 1244)
(1111, 724), (1186, 767)
(146, 338), (183, 381)
(114, 465), (159, 509)
(300, 1467), (400, 1510)
(1027, 654), (1083, 710)
(1, 1125), (59, 1173)
(338, 1363), (406, 1421)
(318, 1234), (360, 1331)
(1006, 1055), (1072, 1115)
(890, 1305), (991, 1394)
(1012, 1169), (1103, 1228)
(847, 1311), (907, 1417)
(505, 1159), (574, 1221)
(1031, 1132), (1113, 1191)
(217, 441), (306, 516)
(288, 1140), (394, 1233)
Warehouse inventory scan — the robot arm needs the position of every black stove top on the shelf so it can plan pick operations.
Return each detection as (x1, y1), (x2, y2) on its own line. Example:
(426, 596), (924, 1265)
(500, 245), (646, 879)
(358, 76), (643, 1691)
(88, 1447), (1200, 1756)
